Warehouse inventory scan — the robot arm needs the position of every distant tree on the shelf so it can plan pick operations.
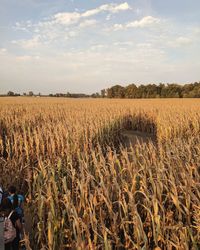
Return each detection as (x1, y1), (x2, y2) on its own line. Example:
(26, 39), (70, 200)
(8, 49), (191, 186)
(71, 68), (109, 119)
(125, 84), (138, 98)
(18, 81), (200, 99)
(106, 82), (200, 99)
(137, 85), (147, 98)
(161, 84), (182, 98)
(187, 82), (200, 98)
(157, 83), (165, 97)
(101, 89), (106, 98)
(107, 87), (115, 98)
(7, 91), (15, 96)
(145, 84), (159, 98)
(107, 85), (125, 98)
(23, 92), (27, 96)
(91, 92), (100, 98)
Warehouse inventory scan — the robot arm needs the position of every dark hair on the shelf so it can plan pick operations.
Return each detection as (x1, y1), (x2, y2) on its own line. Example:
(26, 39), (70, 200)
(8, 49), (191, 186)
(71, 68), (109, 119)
(1, 198), (12, 211)
(8, 186), (18, 209)
(8, 186), (16, 194)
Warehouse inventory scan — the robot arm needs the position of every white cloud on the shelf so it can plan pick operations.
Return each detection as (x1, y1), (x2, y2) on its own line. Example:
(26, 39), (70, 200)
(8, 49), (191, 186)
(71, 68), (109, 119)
(111, 2), (131, 12)
(14, 22), (30, 32)
(79, 19), (97, 28)
(82, 2), (130, 17)
(52, 2), (130, 25)
(106, 14), (111, 21)
(0, 48), (7, 55)
(12, 35), (41, 49)
(127, 16), (160, 28)
(113, 24), (123, 31)
(168, 36), (192, 47)
(113, 16), (160, 31)
(11, 2), (131, 48)
(13, 2), (131, 34)
(64, 31), (78, 40)
(54, 12), (81, 25)
(81, 8), (101, 18)
(175, 37), (192, 45)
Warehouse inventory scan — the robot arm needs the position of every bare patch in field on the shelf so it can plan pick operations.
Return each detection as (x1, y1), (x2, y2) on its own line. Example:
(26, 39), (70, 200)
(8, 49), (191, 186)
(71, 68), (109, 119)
(121, 129), (156, 148)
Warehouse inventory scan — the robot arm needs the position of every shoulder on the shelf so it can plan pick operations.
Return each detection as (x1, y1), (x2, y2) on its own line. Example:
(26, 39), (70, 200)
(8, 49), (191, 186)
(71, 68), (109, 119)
(8, 195), (13, 201)
(18, 194), (24, 202)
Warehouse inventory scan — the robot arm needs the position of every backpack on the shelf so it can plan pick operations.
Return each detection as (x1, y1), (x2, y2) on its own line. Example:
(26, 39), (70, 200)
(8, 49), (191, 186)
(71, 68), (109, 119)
(4, 211), (16, 244)
(0, 187), (2, 204)
(0, 188), (9, 204)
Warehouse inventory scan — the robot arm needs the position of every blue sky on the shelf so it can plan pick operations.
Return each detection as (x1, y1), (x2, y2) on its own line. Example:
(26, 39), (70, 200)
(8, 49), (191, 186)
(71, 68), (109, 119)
(0, 0), (200, 94)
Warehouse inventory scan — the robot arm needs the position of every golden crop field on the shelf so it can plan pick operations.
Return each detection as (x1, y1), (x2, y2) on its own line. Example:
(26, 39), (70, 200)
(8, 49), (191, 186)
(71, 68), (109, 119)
(0, 97), (200, 250)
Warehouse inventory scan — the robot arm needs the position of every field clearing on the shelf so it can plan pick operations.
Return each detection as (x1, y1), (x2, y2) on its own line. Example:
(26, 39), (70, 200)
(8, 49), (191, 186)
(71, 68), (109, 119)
(0, 97), (200, 249)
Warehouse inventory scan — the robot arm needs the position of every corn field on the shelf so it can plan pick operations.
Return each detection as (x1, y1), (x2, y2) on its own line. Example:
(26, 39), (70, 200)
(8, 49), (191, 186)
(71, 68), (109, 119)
(0, 97), (200, 250)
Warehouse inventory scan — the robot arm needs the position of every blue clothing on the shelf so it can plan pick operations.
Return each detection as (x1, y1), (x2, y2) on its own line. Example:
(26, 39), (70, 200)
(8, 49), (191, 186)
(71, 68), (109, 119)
(8, 194), (24, 217)
(8, 194), (24, 204)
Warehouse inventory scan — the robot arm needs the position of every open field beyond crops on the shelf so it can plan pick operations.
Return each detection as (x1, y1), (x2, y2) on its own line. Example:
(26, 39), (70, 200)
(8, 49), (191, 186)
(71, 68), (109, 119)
(0, 97), (200, 250)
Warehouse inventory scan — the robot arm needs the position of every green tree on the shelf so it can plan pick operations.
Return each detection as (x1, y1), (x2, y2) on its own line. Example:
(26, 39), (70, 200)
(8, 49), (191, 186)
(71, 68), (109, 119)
(107, 85), (125, 98)
(125, 84), (138, 98)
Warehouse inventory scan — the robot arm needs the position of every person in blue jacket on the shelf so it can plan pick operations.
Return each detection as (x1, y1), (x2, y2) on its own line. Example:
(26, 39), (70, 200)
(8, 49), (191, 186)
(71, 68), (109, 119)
(8, 186), (24, 220)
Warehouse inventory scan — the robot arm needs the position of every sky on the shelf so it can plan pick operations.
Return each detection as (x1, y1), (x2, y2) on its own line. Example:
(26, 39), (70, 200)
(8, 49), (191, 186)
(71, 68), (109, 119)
(0, 0), (200, 94)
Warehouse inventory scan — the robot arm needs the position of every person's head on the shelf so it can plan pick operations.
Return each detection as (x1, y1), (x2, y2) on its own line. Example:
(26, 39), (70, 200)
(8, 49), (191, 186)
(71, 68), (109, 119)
(8, 186), (19, 209)
(0, 198), (13, 216)
(8, 185), (16, 195)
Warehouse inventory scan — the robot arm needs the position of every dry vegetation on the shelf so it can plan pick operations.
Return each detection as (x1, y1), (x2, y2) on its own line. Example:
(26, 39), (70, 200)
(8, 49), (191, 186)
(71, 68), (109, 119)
(0, 97), (200, 250)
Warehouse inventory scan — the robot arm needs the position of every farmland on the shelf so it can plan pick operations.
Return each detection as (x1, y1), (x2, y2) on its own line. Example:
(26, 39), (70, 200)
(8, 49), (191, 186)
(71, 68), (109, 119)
(0, 97), (200, 249)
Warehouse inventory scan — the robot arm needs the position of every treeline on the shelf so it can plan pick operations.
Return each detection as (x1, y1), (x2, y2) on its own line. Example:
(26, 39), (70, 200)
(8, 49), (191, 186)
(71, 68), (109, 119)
(3, 81), (200, 98)
(104, 82), (200, 98)
(5, 91), (90, 98)
(49, 92), (90, 98)
(6, 91), (36, 96)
